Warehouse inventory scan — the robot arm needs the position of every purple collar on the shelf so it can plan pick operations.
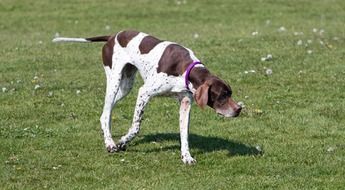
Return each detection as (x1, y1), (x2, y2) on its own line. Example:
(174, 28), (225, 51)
(185, 61), (202, 91)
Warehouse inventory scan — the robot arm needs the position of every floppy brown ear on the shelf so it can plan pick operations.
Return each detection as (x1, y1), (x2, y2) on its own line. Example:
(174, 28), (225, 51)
(194, 83), (210, 109)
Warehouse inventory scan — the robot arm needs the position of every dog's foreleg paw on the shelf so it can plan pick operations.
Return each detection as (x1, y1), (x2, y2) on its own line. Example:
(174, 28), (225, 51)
(116, 142), (127, 151)
(181, 155), (197, 165)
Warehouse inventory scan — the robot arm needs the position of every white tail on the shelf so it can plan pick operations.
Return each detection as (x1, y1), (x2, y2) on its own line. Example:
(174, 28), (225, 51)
(52, 37), (90, 43)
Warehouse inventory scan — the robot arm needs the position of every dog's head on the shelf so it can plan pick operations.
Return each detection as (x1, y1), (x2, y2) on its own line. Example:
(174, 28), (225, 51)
(194, 77), (242, 117)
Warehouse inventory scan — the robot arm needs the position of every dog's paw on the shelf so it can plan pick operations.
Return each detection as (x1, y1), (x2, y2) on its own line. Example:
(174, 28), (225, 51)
(116, 142), (127, 151)
(106, 145), (118, 153)
(181, 155), (197, 165)
(105, 139), (118, 153)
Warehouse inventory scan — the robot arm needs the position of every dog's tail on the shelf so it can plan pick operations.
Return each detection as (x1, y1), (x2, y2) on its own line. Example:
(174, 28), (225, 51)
(52, 35), (111, 43)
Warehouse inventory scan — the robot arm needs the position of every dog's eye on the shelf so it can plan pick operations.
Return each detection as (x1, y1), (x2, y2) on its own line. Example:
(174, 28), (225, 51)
(220, 91), (230, 99)
(218, 94), (228, 102)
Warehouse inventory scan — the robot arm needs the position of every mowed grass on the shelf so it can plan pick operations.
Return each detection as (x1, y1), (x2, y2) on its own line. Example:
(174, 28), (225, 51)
(1, 0), (345, 189)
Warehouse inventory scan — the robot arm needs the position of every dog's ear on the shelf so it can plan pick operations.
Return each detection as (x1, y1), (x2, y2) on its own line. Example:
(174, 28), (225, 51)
(194, 83), (210, 109)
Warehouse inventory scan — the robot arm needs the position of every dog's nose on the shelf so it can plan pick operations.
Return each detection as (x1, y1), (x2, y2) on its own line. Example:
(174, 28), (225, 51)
(233, 104), (242, 117)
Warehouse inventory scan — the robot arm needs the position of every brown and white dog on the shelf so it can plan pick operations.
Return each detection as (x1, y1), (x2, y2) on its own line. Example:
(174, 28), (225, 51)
(53, 30), (242, 164)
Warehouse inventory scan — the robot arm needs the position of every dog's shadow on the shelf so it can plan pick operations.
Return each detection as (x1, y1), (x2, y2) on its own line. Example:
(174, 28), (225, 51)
(134, 133), (263, 156)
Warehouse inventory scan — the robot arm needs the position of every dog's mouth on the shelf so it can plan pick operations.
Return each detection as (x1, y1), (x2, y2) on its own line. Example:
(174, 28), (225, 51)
(213, 98), (242, 118)
(216, 110), (240, 118)
(215, 107), (242, 118)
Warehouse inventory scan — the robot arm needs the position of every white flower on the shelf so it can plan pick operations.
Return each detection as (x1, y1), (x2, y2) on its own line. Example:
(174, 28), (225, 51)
(261, 54), (273, 61)
(193, 33), (199, 39)
(244, 70), (255, 74)
(278, 26), (286, 32)
(251, 31), (258, 36)
(319, 29), (324, 35)
(307, 50), (313, 54)
(298, 70), (306, 75)
(54, 32), (60, 37)
(265, 68), (273, 75)
(327, 147), (335, 152)
(34, 84), (40, 90)
(105, 25), (110, 30)
(313, 28), (318, 33)
(307, 39), (312, 44)
(2, 87), (7, 92)
(52, 165), (62, 170)
(238, 101), (245, 108)
(48, 91), (53, 97)
(266, 54), (272, 60)
(76, 90), (81, 95)
(297, 40), (303, 46)
(255, 145), (263, 152)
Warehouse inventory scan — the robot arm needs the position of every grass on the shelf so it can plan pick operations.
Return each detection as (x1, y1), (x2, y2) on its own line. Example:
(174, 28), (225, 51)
(1, 0), (345, 189)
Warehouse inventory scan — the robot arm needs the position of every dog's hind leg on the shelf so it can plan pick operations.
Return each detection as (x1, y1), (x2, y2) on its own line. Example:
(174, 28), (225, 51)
(99, 63), (126, 152)
(100, 63), (137, 153)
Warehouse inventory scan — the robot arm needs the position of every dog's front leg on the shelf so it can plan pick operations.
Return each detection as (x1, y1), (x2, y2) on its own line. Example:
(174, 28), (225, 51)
(179, 93), (196, 164)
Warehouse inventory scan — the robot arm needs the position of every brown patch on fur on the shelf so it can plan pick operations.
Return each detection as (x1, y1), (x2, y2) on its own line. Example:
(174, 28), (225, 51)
(139, 36), (162, 54)
(206, 77), (232, 109)
(117, 31), (139, 48)
(102, 35), (115, 68)
(194, 82), (210, 108)
(86, 36), (110, 42)
(157, 44), (193, 76)
(189, 67), (211, 89)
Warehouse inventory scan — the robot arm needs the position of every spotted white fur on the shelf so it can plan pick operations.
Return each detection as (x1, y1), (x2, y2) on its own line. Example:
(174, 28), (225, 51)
(54, 31), (205, 164)
(102, 32), (200, 164)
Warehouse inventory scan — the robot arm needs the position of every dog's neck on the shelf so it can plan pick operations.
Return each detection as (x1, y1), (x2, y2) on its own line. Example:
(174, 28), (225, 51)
(189, 67), (215, 90)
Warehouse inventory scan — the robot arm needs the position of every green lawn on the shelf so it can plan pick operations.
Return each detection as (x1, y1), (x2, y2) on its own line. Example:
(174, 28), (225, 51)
(1, 0), (344, 189)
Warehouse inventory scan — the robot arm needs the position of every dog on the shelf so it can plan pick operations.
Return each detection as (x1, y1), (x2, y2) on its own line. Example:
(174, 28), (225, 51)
(53, 30), (242, 164)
